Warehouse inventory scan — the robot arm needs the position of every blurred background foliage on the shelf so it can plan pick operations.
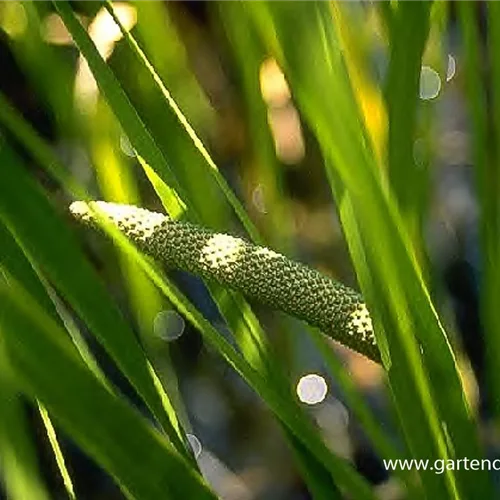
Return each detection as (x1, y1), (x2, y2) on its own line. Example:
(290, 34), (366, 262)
(0, 1), (499, 499)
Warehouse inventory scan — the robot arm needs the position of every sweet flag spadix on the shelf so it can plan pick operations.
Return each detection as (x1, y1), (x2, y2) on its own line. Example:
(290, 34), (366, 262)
(70, 201), (380, 362)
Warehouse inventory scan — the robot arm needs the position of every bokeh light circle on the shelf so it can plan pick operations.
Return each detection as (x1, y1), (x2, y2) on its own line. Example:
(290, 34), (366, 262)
(296, 374), (328, 405)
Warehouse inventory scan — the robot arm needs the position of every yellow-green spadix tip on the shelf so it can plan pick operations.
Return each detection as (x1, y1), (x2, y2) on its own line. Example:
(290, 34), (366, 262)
(69, 200), (90, 217)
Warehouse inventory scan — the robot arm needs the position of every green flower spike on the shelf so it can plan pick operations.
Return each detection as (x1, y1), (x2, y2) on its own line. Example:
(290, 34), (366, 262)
(70, 201), (380, 362)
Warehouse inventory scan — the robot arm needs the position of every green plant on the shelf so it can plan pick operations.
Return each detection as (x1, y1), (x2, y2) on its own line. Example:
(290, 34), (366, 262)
(0, 1), (498, 499)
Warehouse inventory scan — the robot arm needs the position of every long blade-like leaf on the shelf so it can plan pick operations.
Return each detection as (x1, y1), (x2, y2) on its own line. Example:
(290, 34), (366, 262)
(0, 271), (216, 500)
(0, 141), (188, 458)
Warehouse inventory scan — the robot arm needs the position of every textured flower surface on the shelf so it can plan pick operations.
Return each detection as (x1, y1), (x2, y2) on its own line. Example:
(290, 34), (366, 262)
(70, 201), (380, 362)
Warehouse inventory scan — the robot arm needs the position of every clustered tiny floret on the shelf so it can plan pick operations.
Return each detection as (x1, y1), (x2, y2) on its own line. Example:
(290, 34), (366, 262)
(70, 201), (380, 362)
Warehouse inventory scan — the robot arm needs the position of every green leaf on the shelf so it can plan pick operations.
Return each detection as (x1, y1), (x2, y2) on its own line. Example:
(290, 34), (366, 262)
(0, 271), (216, 500)
(0, 350), (49, 500)
(461, 1), (500, 420)
(53, 0), (187, 220)
(0, 141), (189, 459)
(248, 2), (492, 498)
(107, 0), (260, 241)
(385, 2), (431, 247)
